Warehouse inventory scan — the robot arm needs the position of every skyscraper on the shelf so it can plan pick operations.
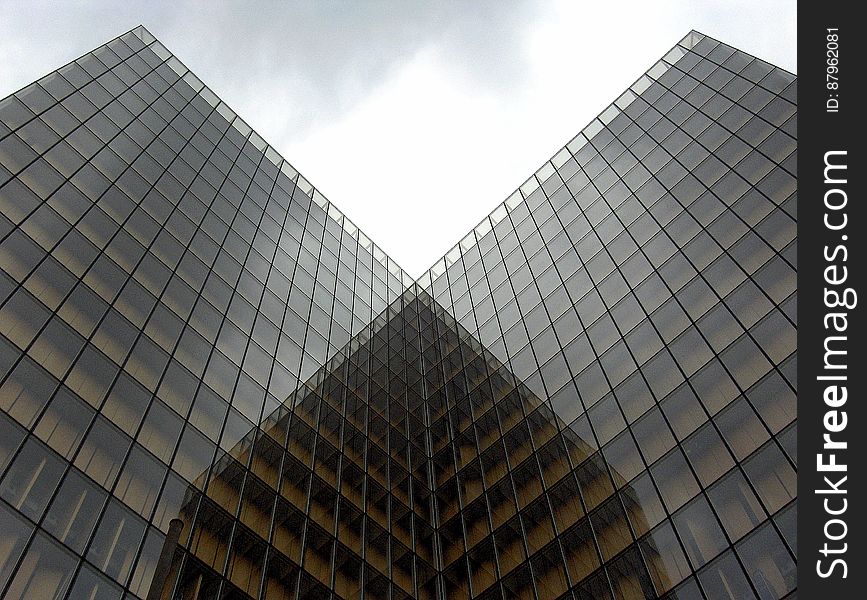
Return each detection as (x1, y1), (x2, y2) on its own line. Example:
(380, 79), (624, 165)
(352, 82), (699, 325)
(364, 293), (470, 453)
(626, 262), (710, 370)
(0, 26), (796, 600)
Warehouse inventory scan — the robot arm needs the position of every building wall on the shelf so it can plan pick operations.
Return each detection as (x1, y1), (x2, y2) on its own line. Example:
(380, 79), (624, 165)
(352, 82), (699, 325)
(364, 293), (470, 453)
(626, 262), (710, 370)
(0, 27), (795, 600)
(0, 26), (406, 599)
(420, 30), (796, 600)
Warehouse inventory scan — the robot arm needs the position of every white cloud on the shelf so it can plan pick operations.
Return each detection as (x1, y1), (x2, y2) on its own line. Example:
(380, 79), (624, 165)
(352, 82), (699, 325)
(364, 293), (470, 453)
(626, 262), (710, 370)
(277, 0), (795, 275)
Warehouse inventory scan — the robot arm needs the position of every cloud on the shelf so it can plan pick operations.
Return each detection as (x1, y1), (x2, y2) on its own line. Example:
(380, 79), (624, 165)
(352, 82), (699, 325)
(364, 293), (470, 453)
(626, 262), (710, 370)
(0, 0), (795, 277)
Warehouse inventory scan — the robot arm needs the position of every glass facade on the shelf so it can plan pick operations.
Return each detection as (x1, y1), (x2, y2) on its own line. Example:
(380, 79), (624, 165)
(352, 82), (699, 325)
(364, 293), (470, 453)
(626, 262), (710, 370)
(0, 26), (795, 600)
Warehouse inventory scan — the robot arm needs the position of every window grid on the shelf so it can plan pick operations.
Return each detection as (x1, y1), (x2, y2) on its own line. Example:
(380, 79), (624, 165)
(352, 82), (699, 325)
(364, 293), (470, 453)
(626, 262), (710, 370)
(0, 27), (796, 600)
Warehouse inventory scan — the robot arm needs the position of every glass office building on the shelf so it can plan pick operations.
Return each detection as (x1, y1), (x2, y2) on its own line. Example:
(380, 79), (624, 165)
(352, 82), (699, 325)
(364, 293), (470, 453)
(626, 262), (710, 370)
(0, 26), (796, 600)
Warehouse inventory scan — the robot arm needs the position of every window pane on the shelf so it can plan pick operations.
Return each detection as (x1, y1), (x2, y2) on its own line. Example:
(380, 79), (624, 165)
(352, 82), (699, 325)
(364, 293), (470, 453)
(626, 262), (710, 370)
(736, 522), (796, 599)
(0, 501), (34, 590)
(4, 531), (76, 600)
(87, 498), (146, 582)
(0, 437), (65, 521)
(43, 469), (107, 553)
(674, 496), (727, 568)
(698, 550), (756, 600)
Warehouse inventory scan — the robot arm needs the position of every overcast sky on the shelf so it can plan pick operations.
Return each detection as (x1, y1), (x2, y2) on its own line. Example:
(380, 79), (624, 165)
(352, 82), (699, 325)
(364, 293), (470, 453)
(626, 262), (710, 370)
(1, 0), (796, 277)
